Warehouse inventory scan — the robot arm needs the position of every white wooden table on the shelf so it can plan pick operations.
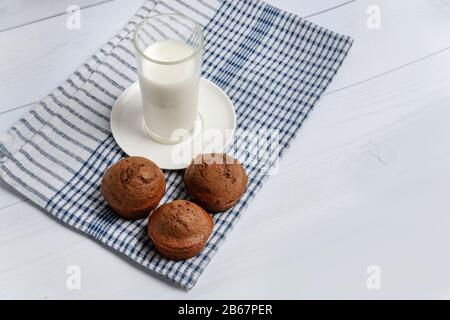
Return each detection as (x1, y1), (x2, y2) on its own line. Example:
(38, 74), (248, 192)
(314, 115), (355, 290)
(1, 0), (450, 299)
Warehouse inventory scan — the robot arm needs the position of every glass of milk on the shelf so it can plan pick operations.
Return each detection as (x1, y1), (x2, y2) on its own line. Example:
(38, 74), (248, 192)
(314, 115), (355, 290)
(133, 14), (203, 144)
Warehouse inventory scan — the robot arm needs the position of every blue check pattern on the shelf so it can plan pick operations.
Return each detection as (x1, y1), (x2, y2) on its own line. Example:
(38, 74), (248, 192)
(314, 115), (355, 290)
(0, 0), (353, 289)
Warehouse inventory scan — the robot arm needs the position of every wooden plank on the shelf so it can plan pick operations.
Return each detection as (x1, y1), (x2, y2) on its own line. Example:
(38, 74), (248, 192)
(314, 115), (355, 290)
(0, 0), (145, 112)
(0, 0), (116, 32)
(1, 49), (449, 298)
(308, 0), (450, 92)
(1, 0), (450, 114)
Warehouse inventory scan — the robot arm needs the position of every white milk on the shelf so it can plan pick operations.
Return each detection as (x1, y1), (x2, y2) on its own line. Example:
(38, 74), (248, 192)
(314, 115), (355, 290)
(138, 40), (200, 143)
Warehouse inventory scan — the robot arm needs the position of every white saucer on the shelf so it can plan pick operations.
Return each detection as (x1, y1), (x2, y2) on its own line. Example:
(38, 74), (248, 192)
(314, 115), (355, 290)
(110, 78), (236, 170)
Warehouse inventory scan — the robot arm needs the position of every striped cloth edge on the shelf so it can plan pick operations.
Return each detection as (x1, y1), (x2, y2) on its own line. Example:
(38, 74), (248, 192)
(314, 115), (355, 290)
(0, 0), (353, 289)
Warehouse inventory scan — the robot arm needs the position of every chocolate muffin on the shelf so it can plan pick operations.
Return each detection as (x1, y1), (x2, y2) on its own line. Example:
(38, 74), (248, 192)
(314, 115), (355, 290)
(148, 200), (214, 260)
(184, 153), (248, 213)
(101, 156), (166, 220)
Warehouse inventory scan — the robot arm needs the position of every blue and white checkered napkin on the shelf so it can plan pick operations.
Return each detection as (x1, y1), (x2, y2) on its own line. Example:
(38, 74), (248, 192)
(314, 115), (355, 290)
(0, 0), (352, 288)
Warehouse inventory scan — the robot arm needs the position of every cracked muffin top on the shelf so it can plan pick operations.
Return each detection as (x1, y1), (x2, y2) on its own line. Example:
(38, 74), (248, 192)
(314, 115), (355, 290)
(101, 156), (166, 220)
(148, 200), (214, 256)
(184, 153), (248, 213)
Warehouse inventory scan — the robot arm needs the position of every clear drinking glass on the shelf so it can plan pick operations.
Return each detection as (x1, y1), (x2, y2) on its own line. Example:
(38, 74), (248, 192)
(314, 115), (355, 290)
(133, 14), (204, 144)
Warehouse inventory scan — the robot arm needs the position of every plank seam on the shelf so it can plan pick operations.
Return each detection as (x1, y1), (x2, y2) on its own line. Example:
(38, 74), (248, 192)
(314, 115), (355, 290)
(324, 45), (450, 96)
(303, 0), (355, 18)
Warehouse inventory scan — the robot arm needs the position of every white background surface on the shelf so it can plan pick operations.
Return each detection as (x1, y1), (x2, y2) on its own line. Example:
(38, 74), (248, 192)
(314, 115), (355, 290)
(1, 0), (450, 299)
